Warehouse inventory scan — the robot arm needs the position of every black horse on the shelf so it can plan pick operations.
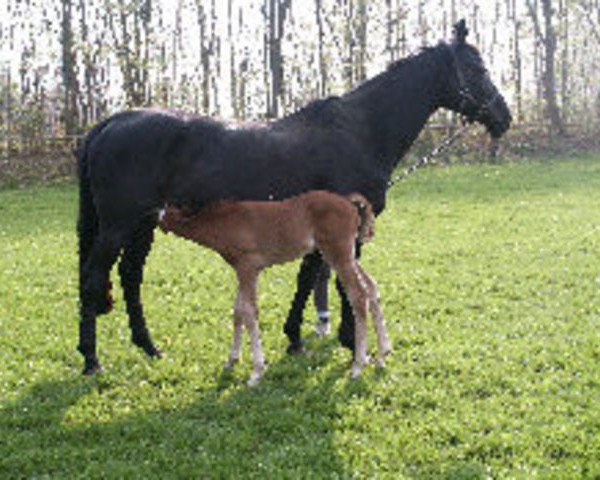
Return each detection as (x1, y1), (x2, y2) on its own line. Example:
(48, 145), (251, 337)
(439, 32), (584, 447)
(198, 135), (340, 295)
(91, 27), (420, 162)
(77, 20), (511, 374)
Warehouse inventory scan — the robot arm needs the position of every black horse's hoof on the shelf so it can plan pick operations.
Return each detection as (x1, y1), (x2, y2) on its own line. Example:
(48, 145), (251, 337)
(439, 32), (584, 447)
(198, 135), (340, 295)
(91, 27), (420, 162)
(339, 336), (355, 353)
(286, 342), (305, 355)
(148, 346), (163, 358)
(140, 343), (163, 358)
(82, 359), (103, 375)
(132, 333), (162, 358)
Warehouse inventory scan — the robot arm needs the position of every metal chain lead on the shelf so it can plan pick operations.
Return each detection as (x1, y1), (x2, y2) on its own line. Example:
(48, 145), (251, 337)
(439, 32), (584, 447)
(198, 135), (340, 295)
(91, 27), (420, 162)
(387, 122), (471, 188)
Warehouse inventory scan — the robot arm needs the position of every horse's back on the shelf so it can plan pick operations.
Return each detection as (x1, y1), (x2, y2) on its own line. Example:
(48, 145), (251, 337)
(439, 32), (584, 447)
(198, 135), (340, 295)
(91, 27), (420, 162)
(85, 109), (225, 221)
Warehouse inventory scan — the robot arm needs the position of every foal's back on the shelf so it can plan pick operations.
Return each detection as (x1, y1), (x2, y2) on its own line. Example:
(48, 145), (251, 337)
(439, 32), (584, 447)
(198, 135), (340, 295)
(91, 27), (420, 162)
(159, 191), (363, 268)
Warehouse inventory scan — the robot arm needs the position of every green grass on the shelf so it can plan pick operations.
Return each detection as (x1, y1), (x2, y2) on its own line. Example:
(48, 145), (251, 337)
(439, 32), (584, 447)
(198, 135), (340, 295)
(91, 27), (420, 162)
(2, 155), (600, 479)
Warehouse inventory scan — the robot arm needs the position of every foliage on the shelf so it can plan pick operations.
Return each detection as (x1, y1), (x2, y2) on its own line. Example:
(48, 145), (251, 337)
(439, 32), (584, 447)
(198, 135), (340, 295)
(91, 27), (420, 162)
(1, 156), (600, 478)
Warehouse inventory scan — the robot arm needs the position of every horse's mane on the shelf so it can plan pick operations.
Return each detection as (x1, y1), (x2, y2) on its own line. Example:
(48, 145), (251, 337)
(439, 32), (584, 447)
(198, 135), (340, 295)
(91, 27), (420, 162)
(345, 43), (449, 99)
(274, 95), (354, 129)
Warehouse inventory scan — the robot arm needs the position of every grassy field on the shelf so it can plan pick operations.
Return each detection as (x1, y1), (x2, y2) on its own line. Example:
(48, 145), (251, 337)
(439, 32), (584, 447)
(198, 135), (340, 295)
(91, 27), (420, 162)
(1, 155), (600, 479)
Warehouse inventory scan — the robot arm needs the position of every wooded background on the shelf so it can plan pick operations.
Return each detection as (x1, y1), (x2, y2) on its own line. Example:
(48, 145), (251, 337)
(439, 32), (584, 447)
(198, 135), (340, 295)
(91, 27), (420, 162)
(1, 0), (599, 159)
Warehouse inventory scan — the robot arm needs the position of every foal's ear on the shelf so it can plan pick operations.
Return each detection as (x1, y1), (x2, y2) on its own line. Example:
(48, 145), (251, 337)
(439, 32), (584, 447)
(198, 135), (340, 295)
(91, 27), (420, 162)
(452, 19), (469, 44)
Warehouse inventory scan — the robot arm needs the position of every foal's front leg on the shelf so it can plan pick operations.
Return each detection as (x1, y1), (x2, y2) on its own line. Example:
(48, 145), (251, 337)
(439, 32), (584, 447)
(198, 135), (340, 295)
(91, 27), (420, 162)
(356, 264), (391, 366)
(235, 266), (265, 386)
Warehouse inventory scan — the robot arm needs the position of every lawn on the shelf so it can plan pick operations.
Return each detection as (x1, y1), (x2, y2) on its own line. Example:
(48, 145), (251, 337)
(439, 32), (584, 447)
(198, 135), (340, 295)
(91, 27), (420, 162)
(1, 155), (600, 479)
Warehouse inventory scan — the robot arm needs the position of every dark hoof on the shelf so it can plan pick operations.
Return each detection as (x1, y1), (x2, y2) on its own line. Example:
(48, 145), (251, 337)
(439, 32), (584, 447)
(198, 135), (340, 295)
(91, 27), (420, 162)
(286, 342), (305, 355)
(82, 359), (102, 375)
(148, 346), (163, 358)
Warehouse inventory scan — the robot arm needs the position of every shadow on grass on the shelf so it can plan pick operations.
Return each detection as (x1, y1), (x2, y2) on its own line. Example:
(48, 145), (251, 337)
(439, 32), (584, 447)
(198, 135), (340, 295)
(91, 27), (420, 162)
(0, 338), (353, 478)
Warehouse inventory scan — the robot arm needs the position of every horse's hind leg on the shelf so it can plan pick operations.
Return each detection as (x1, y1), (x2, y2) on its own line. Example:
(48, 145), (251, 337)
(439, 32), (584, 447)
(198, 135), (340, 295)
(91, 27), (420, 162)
(118, 216), (162, 358)
(283, 250), (323, 353)
(79, 230), (125, 374)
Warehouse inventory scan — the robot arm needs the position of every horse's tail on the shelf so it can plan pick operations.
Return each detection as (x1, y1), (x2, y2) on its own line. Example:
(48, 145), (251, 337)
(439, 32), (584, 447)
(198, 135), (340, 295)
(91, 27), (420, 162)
(347, 193), (375, 244)
(77, 118), (113, 312)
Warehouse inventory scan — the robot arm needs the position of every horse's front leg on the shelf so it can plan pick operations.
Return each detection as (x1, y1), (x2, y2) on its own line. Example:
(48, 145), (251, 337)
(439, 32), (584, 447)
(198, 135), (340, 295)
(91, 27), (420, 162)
(283, 250), (323, 353)
(118, 217), (162, 358)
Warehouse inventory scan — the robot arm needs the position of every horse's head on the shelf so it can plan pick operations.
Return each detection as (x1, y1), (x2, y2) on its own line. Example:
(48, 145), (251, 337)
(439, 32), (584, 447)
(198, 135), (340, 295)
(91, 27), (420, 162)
(441, 19), (511, 138)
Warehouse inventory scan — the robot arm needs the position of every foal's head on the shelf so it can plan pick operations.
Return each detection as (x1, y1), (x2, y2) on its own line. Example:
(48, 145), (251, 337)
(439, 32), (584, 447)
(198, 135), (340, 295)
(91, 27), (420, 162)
(439, 19), (511, 138)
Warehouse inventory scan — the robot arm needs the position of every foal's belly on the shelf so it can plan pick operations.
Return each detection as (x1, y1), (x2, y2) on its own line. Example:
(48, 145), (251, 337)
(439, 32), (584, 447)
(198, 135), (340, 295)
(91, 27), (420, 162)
(260, 235), (316, 269)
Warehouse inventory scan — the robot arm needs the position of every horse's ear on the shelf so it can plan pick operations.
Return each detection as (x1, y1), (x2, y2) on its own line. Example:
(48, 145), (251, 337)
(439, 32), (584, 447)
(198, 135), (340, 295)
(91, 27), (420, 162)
(452, 19), (468, 44)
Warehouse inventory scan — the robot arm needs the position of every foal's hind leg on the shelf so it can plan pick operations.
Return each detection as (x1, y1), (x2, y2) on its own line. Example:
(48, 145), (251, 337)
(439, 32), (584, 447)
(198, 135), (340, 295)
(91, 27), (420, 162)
(356, 264), (391, 366)
(333, 262), (370, 378)
(283, 250), (323, 353)
(118, 216), (162, 358)
(79, 230), (125, 374)
(225, 290), (245, 368)
(336, 243), (362, 353)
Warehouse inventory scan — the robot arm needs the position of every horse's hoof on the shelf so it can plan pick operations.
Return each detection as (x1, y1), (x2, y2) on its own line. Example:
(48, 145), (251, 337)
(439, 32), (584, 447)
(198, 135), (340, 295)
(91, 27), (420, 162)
(132, 335), (162, 358)
(286, 342), (305, 355)
(148, 346), (163, 358)
(286, 341), (305, 354)
(315, 320), (331, 337)
(82, 360), (102, 376)
(339, 334), (355, 353)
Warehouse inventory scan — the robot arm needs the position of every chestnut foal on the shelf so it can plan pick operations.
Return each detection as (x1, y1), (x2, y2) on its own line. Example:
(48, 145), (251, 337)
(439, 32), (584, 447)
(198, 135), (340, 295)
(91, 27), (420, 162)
(159, 191), (391, 386)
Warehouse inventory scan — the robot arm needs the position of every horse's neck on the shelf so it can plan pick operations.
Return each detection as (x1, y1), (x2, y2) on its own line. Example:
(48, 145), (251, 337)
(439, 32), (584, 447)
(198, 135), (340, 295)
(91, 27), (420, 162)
(343, 48), (447, 172)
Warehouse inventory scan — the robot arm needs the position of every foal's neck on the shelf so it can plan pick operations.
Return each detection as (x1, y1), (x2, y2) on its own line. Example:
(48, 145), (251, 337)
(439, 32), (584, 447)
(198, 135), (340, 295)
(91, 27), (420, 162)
(343, 46), (449, 175)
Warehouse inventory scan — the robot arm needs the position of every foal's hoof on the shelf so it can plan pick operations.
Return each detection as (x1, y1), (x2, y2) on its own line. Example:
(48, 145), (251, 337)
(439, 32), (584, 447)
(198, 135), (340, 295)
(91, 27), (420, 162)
(247, 371), (264, 387)
(350, 356), (370, 379)
(376, 347), (392, 368)
(224, 357), (239, 370)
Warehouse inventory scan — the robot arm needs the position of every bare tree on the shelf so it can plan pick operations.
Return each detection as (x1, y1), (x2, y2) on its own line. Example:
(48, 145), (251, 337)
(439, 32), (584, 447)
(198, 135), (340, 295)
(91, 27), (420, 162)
(526, 0), (566, 135)
(61, 0), (79, 134)
(264, 0), (292, 118)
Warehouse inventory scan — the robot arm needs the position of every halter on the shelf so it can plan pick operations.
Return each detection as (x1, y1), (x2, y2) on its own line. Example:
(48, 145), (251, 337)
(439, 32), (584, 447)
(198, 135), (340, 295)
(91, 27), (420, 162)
(387, 45), (501, 188)
(448, 43), (501, 119)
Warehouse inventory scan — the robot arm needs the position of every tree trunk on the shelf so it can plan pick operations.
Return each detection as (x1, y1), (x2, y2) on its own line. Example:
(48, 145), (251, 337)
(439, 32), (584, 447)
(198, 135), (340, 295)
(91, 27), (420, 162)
(61, 0), (79, 135)
(527, 0), (566, 135)
(315, 0), (327, 96)
(266, 0), (291, 118)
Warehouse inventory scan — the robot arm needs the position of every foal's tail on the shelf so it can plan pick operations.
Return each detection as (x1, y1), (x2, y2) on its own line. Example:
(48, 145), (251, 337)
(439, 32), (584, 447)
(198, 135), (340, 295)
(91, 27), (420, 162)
(347, 193), (375, 244)
(77, 118), (114, 312)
